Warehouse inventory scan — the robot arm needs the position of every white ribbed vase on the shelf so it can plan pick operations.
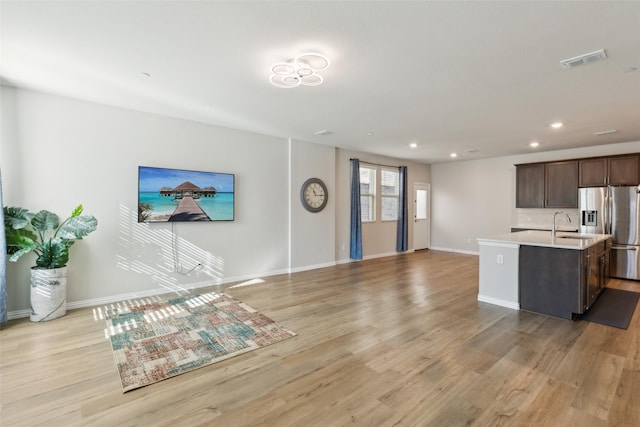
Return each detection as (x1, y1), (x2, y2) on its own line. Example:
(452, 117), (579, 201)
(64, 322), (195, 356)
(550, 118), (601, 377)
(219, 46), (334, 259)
(30, 266), (67, 322)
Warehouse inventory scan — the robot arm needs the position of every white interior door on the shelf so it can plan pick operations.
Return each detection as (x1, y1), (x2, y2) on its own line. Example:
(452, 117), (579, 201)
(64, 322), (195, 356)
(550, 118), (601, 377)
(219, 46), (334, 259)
(413, 183), (430, 250)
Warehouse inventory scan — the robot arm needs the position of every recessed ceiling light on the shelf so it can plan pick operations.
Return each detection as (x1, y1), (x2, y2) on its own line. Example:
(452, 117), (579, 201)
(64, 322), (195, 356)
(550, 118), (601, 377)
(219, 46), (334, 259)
(530, 141), (540, 148)
(367, 132), (374, 136)
(450, 153), (458, 158)
(141, 72), (150, 78)
(409, 143), (418, 148)
(551, 122), (563, 129)
(314, 130), (332, 136)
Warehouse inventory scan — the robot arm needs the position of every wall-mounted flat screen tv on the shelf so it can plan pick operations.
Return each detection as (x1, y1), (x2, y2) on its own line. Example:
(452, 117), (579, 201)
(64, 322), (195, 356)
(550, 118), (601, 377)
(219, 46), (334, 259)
(138, 166), (235, 223)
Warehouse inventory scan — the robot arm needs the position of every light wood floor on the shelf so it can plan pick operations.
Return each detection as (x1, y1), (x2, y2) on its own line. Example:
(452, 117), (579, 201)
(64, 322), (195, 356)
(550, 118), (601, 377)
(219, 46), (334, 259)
(2, 250), (640, 426)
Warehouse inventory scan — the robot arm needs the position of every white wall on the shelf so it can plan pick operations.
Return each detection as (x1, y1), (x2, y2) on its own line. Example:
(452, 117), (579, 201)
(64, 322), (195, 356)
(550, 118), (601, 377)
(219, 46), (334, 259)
(1, 87), (300, 315)
(290, 140), (336, 270)
(431, 141), (640, 253)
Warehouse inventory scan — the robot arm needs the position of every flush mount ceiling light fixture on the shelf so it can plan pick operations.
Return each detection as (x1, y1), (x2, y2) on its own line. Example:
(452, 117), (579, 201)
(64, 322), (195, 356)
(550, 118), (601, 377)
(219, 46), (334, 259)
(270, 53), (330, 88)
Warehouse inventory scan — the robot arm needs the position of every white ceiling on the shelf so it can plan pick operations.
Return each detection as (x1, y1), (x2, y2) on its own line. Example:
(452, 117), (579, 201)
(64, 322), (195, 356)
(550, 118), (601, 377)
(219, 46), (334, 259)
(1, 1), (639, 164)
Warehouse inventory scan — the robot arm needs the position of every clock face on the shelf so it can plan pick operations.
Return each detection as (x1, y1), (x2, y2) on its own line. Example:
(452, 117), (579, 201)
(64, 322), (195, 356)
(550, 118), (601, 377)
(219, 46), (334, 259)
(301, 178), (328, 212)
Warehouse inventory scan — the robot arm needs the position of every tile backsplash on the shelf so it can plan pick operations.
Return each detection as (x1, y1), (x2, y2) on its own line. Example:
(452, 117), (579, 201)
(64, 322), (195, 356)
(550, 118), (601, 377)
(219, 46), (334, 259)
(514, 208), (579, 231)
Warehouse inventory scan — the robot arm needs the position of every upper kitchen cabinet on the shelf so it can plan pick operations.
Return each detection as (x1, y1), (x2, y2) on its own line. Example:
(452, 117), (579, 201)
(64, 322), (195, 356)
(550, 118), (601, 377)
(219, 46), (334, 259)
(516, 163), (544, 207)
(516, 161), (578, 208)
(579, 154), (639, 187)
(546, 161), (578, 207)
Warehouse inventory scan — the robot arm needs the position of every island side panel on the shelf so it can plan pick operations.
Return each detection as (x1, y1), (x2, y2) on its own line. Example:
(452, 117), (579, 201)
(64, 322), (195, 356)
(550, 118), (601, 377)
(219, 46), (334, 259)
(478, 242), (520, 309)
(519, 245), (582, 319)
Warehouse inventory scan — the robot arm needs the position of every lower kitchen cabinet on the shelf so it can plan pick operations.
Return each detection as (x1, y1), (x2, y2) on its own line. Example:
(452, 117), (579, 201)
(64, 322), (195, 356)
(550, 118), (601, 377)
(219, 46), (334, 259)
(519, 239), (610, 319)
(519, 246), (582, 319)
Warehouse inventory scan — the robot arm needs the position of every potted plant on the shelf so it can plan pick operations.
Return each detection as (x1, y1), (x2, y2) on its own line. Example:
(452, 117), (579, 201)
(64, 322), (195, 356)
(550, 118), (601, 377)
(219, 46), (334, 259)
(3, 204), (98, 321)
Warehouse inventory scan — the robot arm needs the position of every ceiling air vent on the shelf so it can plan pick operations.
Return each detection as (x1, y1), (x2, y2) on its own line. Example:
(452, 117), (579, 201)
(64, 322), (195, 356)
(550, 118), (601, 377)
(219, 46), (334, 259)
(560, 49), (607, 69)
(593, 129), (617, 136)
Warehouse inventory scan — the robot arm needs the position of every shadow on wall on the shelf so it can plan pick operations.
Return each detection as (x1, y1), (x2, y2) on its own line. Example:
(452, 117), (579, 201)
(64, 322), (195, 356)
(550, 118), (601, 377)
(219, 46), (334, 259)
(117, 205), (224, 293)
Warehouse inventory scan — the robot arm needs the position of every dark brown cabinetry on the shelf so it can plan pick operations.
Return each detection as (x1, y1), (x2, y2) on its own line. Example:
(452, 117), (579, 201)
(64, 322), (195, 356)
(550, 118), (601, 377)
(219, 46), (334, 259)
(579, 154), (639, 187)
(516, 164), (544, 207)
(584, 240), (609, 311)
(519, 239), (610, 319)
(519, 246), (582, 319)
(546, 161), (578, 207)
(516, 161), (578, 208)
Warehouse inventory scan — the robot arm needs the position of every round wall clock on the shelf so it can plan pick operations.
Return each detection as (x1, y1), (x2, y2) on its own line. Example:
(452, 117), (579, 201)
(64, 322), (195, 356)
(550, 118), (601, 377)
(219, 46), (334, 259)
(300, 178), (328, 213)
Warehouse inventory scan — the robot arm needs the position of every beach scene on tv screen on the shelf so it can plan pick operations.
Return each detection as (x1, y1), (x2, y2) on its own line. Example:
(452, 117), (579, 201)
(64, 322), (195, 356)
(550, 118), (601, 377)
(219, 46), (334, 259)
(138, 166), (234, 222)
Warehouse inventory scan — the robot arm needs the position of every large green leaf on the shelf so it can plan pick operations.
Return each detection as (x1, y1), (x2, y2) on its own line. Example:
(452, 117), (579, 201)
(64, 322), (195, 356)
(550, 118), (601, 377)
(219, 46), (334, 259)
(31, 210), (60, 234)
(36, 238), (71, 269)
(57, 215), (98, 240)
(9, 247), (35, 262)
(4, 228), (37, 255)
(3, 207), (33, 230)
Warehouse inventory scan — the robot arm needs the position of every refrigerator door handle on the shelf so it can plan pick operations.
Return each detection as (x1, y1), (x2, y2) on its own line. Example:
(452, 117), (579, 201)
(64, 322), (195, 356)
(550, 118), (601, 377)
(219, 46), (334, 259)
(605, 186), (611, 235)
(611, 245), (638, 251)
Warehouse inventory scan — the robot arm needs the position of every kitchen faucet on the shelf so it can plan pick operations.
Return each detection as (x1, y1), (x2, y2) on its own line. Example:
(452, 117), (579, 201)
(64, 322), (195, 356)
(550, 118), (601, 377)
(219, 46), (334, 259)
(552, 211), (571, 237)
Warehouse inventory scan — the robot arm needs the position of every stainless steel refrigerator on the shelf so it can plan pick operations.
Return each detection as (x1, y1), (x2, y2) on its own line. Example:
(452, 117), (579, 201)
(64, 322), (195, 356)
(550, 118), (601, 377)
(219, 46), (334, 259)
(579, 186), (640, 280)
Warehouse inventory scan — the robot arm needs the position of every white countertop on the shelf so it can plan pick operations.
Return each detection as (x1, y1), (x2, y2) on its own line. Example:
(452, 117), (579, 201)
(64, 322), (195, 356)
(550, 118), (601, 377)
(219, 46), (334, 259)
(510, 225), (579, 232)
(477, 230), (611, 250)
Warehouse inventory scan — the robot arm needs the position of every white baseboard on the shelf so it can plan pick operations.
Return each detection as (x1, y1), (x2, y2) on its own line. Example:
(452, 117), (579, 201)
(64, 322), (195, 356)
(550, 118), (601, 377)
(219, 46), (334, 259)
(430, 246), (479, 256)
(289, 261), (337, 274)
(7, 309), (31, 320)
(336, 249), (415, 265)
(364, 251), (403, 260)
(477, 294), (520, 310)
(7, 268), (290, 320)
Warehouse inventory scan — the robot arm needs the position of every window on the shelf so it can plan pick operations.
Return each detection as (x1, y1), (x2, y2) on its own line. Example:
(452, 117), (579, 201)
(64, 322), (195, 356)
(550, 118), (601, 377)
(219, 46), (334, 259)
(359, 166), (376, 222)
(381, 168), (400, 221)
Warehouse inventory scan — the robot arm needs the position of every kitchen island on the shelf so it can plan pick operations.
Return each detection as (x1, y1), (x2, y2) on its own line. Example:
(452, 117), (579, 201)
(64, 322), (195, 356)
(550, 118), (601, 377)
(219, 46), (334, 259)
(477, 230), (611, 319)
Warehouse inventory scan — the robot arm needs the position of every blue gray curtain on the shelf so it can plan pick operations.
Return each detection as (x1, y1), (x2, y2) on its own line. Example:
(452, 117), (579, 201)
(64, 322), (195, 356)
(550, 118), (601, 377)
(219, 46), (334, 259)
(0, 169), (7, 323)
(350, 159), (362, 260)
(396, 166), (408, 252)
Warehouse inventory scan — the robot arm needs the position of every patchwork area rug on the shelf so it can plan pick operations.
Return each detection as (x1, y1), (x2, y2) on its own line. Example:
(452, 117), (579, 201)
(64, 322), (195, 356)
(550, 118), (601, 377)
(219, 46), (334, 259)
(103, 292), (296, 392)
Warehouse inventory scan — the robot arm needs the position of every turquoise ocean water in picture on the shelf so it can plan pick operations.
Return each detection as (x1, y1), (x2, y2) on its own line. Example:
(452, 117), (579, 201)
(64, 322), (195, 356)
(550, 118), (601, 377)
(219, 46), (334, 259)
(138, 166), (235, 222)
(139, 192), (234, 221)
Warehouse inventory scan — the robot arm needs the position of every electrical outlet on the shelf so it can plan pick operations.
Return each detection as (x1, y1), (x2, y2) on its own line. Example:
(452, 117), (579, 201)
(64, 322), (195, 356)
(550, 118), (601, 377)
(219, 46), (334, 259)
(497, 254), (504, 264)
